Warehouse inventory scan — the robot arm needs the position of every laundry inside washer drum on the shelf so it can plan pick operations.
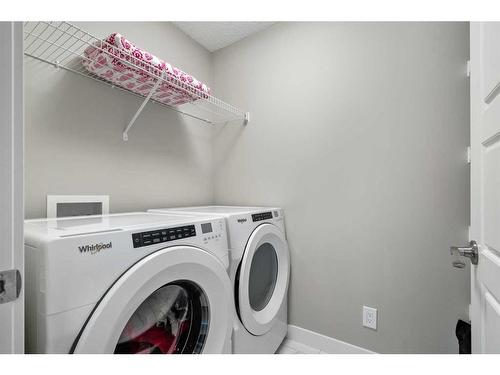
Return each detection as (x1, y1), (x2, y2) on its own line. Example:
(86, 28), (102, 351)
(114, 281), (209, 354)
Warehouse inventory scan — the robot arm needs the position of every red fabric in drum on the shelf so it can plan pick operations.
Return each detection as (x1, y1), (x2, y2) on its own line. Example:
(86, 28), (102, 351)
(118, 320), (191, 354)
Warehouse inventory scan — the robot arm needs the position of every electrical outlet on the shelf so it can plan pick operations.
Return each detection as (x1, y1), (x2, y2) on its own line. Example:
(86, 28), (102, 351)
(363, 306), (377, 330)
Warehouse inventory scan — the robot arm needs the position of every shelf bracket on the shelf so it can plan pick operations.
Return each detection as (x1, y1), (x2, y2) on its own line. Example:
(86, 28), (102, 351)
(122, 75), (163, 141)
(244, 112), (250, 125)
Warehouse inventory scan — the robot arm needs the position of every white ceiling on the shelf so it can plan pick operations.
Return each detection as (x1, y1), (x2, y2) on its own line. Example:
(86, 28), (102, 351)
(172, 22), (275, 52)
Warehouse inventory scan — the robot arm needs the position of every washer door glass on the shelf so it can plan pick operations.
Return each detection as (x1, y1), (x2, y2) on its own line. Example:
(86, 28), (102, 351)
(114, 281), (209, 354)
(248, 243), (278, 311)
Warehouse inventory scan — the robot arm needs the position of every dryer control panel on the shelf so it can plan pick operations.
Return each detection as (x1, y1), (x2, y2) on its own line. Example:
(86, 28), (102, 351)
(132, 225), (196, 248)
(251, 211), (273, 222)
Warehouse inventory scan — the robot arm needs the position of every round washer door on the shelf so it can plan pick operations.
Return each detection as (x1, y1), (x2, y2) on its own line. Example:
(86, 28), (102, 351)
(238, 223), (290, 336)
(72, 246), (232, 354)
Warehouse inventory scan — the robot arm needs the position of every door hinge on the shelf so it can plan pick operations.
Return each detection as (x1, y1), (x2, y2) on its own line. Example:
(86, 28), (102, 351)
(0, 269), (22, 304)
(467, 146), (471, 164)
(467, 60), (471, 77)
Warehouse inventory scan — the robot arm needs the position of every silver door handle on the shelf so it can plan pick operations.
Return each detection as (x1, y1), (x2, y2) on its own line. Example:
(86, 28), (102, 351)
(450, 240), (479, 266)
(0, 269), (22, 304)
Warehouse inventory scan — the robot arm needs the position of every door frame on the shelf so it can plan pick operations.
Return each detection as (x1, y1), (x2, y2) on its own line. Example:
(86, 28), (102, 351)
(469, 21), (481, 354)
(0, 22), (24, 354)
(469, 21), (500, 354)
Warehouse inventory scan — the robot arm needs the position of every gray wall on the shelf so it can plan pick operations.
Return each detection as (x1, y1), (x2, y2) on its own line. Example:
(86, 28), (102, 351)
(212, 22), (470, 353)
(25, 22), (214, 219)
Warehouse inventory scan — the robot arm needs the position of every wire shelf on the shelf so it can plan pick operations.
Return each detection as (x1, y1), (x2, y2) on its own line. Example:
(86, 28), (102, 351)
(24, 21), (249, 140)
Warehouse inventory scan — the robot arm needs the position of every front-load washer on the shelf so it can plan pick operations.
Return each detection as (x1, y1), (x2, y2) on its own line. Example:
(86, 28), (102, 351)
(24, 212), (233, 354)
(148, 206), (290, 354)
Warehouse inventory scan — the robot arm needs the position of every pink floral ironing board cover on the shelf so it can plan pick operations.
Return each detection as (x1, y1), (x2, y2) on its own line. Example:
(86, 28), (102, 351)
(83, 33), (211, 106)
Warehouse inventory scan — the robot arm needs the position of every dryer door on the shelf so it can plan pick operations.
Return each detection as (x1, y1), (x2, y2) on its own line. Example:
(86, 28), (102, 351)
(71, 246), (232, 354)
(237, 224), (290, 336)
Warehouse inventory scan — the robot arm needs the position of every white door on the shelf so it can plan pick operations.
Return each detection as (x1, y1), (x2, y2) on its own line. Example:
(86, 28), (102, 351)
(72, 246), (233, 354)
(0, 22), (24, 354)
(237, 224), (290, 335)
(467, 22), (500, 353)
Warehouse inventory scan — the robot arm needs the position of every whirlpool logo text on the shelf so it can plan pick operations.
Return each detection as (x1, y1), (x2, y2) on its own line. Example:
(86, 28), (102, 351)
(78, 242), (112, 255)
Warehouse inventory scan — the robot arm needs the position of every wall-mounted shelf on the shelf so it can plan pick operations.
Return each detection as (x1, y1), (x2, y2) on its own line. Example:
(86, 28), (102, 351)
(23, 21), (249, 141)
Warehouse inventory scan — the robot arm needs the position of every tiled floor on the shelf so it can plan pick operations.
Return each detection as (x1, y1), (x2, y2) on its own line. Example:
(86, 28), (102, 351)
(276, 338), (327, 354)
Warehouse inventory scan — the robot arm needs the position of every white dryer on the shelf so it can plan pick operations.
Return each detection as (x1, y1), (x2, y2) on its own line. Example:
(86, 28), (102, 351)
(24, 212), (233, 354)
(149, 206), (290, 354)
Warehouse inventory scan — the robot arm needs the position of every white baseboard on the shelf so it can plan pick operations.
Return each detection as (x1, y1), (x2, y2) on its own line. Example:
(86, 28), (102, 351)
(286, 325), (376, 354)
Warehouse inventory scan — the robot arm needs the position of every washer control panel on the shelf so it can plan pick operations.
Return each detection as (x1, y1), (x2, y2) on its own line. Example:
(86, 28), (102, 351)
(201, 220), (225, 244)
(132, 225), (196, 248)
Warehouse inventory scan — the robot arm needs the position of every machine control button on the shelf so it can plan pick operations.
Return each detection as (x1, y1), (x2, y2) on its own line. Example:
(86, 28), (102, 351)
(132, 225), (196, 248)
(251, 211), (273, 222)
(132, 234), (142, 248)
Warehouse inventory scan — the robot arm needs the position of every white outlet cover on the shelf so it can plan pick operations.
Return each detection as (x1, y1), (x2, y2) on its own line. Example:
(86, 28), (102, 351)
(363, 306), (377, 330)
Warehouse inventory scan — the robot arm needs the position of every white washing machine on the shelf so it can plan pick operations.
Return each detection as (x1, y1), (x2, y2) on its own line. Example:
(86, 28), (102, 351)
(149, 206), (290, 354)
(24, 212), (233, 354)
